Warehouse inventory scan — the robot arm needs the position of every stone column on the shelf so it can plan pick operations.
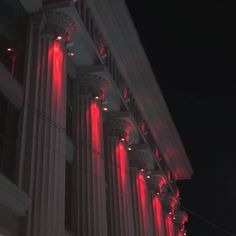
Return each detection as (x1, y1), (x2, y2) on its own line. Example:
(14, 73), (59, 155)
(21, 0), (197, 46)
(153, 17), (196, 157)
(148, 171), (168, 236)
(129, 148), (155, 236)
(104, 118), (135, 236)
(73, 75), (108, 236)
(18, 11), (75, 236)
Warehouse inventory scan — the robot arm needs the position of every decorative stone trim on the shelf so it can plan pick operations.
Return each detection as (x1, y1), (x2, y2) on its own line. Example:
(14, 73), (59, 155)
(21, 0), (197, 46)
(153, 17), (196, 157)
(129, 148), (155, 171)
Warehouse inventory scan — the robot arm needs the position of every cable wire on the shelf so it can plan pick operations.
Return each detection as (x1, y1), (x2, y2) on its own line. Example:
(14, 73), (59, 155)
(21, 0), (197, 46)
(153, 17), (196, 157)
(182, 206), (236, 236)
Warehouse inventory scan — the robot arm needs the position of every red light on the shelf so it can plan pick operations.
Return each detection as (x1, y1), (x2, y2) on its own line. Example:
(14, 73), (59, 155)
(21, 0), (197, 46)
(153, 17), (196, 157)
(56, 35), (62, 41)
(49, 41), (64, 111)
(153, 197), (166, 236)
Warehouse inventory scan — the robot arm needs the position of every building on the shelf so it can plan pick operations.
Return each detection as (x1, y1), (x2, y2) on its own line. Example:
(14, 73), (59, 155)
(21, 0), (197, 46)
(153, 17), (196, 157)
(0, 0), (193, 235)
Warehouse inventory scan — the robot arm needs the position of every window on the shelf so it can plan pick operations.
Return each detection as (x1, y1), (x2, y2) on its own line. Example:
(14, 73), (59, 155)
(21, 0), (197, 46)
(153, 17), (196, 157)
(0, 92), (19, 181)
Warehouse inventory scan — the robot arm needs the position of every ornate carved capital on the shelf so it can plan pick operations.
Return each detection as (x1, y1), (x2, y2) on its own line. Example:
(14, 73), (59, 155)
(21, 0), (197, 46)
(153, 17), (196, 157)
(42, 10), (76, 41)
(147, 170), (168, 194)
(77, 74), (110, 97)
(107, 118), (132, 139)
(129, 148), (155, 171)
(162, 193), (180, 214)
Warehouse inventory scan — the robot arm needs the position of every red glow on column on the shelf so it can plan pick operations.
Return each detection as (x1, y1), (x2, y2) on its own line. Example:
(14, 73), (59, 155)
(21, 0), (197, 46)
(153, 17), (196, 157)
(136, 172), (149, 234)
(49, 40), (64, 112)
(166, 214), (175, 236)
(178, 231), (184, 236)
(124, 126), (131, 143)
(116, 141), (128, 192)
(155, 147), (159, 160)
(153, 196), (166, 236)
(91, 101), (101, 159)
(158, 177), (167, 194)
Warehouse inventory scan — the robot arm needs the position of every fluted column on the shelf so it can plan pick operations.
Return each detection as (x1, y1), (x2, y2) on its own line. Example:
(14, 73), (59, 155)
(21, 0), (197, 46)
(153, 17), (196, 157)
(129, 149), (155, 236)
(18, 11), (75, 236)
(104, 119), (135, 236)
(148, 171), (168, 236)
(73, 76), (108, 236)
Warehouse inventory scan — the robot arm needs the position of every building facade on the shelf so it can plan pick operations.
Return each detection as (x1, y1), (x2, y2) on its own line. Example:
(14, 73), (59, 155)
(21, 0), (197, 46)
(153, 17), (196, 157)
(0, 0), (193, 236)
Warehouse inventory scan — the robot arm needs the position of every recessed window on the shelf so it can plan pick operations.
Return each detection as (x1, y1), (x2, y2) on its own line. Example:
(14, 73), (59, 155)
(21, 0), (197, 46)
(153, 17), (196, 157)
(0, 92), (19, 182)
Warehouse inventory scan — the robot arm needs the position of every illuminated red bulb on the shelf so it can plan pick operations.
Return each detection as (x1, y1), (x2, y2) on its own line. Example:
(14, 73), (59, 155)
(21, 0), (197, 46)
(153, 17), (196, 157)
(103, 107), (108, 111)
(128, 147), (132, 151)
(56, 35), (62, 41)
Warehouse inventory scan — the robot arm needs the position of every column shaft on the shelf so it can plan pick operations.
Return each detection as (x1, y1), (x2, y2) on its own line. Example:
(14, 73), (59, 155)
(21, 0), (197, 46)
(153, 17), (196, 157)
(105, 137), (135, 236)
(75, 95), (108, 236)
(19, 20), (66, 236)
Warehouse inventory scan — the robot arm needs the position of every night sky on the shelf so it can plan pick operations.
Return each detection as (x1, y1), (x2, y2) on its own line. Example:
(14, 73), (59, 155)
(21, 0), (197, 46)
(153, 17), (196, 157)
(125, 0), (236, 235)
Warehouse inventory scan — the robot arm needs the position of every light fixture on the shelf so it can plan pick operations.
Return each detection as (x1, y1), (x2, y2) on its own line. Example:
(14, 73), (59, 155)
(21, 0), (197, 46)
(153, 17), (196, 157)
(56, 35), (62, 41)
(128, 147), (132, 151)
(173, 216), (176, 220)
(6, 48), (13, 52)
(67, 51), (75, 56)
(169, 212), (172, 215)
(121, 138), (125, 141)
(103, 107), (108, 111)
(183, 233), (186, 236)
(94, 96), (100, 100)
(140, 168), (144, 172)
(147, 175), (151, 179)
(156, 192), (160, 195)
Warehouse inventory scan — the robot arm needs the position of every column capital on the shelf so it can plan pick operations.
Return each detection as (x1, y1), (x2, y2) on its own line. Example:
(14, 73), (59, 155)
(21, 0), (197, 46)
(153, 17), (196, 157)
(129, 147), (155, 171)
(162, 193), (180, 214)
(147, 170), (168, 194)
(42, 10), (76, 41)
(174, 211), (188, 233)
(106, 118), (132, 140)
(75, 74), (110, 97)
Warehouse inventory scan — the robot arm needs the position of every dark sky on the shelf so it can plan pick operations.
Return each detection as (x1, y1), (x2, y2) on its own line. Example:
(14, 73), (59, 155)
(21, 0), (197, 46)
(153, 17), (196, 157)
(125, 0), (236, 235)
